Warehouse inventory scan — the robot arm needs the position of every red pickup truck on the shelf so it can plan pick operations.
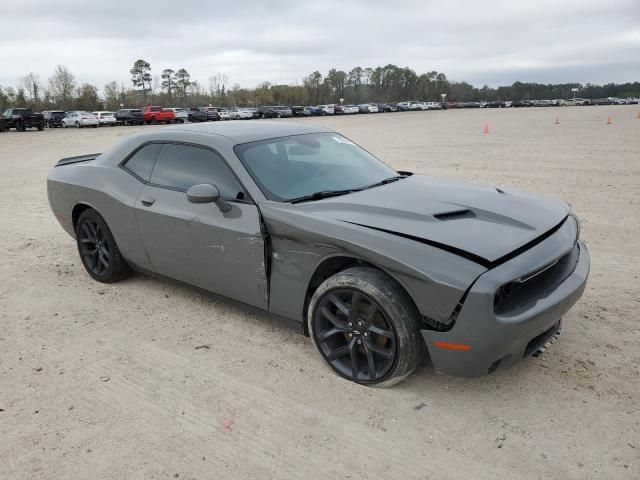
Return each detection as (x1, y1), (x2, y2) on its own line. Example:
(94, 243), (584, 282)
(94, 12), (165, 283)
(142, 106), (175, 124)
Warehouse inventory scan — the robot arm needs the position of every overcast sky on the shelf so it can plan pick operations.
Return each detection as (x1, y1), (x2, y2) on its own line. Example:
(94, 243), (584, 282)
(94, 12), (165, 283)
(1, 0), (638, 90)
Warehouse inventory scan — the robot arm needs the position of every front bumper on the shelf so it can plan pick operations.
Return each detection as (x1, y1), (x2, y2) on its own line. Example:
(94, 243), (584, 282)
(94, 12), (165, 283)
(421, 230), (590, 377)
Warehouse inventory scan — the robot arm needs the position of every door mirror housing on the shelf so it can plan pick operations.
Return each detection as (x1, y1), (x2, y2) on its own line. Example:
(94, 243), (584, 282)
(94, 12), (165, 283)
(186, 184), (232, 212)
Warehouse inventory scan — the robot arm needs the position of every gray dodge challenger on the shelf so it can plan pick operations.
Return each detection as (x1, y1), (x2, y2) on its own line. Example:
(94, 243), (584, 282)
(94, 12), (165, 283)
(47, 121), (590, 387)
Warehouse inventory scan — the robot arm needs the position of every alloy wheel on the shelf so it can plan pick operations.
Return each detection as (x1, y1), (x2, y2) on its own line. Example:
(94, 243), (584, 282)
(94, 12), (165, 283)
(313, 288), (397, 382)
(78, 219), (110, 276)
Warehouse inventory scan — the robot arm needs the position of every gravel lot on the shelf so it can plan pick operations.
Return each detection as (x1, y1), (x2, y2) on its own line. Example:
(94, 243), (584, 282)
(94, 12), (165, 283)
(1, 106), (639, 479)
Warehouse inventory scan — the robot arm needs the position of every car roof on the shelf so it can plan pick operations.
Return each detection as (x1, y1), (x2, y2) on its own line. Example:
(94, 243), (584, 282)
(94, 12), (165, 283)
(167, 120), (332, 144)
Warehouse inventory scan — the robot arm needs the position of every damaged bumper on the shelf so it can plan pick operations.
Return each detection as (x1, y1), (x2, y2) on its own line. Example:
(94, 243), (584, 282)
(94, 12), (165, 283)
(421, 219), (590, 377)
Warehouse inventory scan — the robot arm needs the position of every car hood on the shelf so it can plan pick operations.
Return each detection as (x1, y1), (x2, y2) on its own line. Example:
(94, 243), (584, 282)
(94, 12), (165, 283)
(295, 175), (569, 265)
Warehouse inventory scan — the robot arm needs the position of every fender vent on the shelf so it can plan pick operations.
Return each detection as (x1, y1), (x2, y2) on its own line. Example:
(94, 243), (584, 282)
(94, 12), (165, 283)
(434, 209), (475, 221)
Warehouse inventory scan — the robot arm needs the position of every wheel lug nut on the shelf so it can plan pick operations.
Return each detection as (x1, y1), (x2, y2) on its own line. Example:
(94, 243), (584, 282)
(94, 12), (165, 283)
(348, 322), (352, 327)
(348, 333), (352, 337)
(364, 332), (368, 337)
(357, 339), (362, 344)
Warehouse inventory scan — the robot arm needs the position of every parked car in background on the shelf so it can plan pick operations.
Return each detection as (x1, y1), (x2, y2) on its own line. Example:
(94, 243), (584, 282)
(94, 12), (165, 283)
(592, 98), (613, 105)
(42, 110), (67, 128)
(62, 111), (99, 128)
(358, 104), (378, 113)
(573, 98), (591, 106)
(259, 106), (278, 118)
(445, 102), (461, 109)
(425, 102), (443, 110)
(198, 107), (221, 121)
(166, 108), (189, 123)
(0, 116), (5, 132)
(228, 107), (254, 120)
(512, 100), (532, 107)
(216, 108), (230, 120)
(342, 105), (360, 114)
(115, 109), (145, 126)
(179, 108), (204, 122)
(291, 106), (310, 117)
(556, 99), (577, 107)
(92, 111), (117, 126)
(534, 100), (554, 107)
(249, 108), (261, 119)
(484, 100), (505, 108)
(461, 102), (481, 108)
(142, 106), (175, 124)
(378, 103), (398, 112)
(2, 108), (45, 131)
(317, 105), (335, 115)
(274, 106), (293, 117)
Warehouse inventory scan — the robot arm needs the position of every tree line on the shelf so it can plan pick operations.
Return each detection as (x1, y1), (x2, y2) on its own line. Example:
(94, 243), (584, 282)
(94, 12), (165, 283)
(1, 59), (639, 112)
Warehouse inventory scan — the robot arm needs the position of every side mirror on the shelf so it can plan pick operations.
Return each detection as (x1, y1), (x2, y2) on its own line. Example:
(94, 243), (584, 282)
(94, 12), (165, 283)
(186, 184), (232, 212)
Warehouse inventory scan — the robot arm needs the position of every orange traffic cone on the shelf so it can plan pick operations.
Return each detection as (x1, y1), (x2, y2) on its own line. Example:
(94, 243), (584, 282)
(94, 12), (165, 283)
(483, 123), (490, 134)
(636, 111), (640, 119)
(606, 115), (612, 125)
(554, 116), (560, 125)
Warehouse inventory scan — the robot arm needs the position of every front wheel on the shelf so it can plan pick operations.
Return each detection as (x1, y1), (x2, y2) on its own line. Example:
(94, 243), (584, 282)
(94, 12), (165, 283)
(76, 209), (131, 283)
(308, 267), (425, 387)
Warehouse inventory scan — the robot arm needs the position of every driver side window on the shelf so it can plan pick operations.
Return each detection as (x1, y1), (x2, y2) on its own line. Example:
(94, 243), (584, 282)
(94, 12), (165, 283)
(150, 143), (247, 201)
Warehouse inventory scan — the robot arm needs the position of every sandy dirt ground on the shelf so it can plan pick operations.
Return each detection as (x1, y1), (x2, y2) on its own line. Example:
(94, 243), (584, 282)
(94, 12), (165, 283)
(1, 106), (639, 479)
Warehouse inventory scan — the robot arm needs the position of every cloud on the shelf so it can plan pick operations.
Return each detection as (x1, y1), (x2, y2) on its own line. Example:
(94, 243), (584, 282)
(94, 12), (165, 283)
(1, 0), (638, 89)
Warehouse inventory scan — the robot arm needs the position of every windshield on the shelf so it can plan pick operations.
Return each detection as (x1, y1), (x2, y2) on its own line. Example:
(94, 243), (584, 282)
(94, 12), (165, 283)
(234, 133), (398, 202)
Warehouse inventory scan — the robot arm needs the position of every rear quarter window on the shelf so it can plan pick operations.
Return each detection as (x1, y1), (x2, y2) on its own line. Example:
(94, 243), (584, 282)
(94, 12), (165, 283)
(123, 143), (163, 181)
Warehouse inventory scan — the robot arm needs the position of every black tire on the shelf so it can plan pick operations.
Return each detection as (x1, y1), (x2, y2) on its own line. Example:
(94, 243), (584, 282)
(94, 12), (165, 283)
(75, 121), (81, 128)
(37, 125), (44, 131)
(308, 267), (425, 387)
(75, 209), (130, 283)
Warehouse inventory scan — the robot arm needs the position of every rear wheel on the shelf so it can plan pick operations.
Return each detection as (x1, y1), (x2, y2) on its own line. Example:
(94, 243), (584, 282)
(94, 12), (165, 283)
(75, 121), (81, 128)
(76, 209), (130, 283)
(308, 267), (425, 387)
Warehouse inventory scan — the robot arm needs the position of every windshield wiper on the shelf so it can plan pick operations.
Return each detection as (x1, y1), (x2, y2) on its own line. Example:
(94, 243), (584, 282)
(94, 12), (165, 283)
(288, 188), (362, 204)
(362, 175), (406, 190)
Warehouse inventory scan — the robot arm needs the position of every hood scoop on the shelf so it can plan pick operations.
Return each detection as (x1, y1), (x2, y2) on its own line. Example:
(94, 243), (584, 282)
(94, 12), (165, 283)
(434, 209), (475, 221)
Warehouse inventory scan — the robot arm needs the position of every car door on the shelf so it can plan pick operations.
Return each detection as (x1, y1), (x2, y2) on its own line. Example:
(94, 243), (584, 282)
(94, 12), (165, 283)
(132, 142), (268, 309)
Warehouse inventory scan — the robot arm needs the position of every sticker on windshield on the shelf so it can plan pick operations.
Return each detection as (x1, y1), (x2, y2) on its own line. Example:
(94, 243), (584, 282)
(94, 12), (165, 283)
(332, 136), (354, 145)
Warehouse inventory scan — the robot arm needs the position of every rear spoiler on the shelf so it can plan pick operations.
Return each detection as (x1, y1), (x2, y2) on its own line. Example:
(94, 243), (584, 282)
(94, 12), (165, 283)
(55, 153), (101, 167)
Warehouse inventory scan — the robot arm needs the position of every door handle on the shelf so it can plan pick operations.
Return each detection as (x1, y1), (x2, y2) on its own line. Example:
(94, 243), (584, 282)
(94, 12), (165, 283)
(140, 196), (155, 206)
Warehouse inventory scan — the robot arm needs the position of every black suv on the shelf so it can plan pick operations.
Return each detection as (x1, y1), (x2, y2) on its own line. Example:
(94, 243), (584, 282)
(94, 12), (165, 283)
(114, 109), (145, 126)
(42, 110), (67, 128)
(198, 107), (221, 121)
(186, 108), (208, 122)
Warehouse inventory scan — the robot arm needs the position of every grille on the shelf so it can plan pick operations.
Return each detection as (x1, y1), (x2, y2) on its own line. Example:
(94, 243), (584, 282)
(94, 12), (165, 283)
(494, 243), (580, 314)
